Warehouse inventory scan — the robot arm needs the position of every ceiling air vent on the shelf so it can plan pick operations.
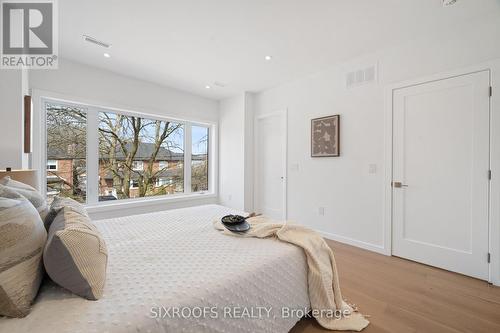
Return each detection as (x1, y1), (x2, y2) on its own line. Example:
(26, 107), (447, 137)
(346, 64), (377, 88)
(83, 35), (111, 48)
(442, 0), (458, 7)
(214, 81), (226, 88)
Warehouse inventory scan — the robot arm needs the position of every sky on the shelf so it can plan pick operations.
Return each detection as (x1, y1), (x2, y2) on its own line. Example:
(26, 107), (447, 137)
(192, 125), (208, 155)
(142, 123), (208, 155)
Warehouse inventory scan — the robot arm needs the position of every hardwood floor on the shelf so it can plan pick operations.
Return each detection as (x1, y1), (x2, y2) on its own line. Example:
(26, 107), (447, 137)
(290, 240), (500, 333)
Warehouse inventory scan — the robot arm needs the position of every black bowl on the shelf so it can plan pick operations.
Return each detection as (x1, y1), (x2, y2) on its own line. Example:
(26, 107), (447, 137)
(221, 215), (246, 225)
(221, 215), (250, 233)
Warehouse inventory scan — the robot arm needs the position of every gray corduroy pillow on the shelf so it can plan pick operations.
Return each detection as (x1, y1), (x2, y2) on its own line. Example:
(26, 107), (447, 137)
(44, 196), (89, 230)
(44, 206), (108, 300)
(0, 185), (47, 317)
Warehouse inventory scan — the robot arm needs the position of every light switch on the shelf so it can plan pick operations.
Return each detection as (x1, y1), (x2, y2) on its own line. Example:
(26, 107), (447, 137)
(368, 164), (377, 174)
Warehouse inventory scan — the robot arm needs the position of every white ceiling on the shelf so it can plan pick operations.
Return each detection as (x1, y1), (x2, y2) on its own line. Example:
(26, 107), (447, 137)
(59, 0), (500, 100)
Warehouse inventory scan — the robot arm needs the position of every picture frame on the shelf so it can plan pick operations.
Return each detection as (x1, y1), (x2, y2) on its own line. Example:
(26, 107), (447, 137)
(311, 115), (340, 157)
(24, 95), (32, 153)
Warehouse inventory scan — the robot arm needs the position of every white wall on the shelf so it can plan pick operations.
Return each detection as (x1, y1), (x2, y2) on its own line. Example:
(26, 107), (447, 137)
(219, 94), (246, 210)
(218, 92), (254, 212)
(30, 59), (219, 123)
(0, 69), (29, 170)
(27, 59), (219, 218)
(243, 93), (254, 212)
(253, 18), (500, 254)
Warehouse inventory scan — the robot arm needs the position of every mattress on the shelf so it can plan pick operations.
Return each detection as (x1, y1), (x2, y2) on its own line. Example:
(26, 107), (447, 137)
(0, 204), (310, 333)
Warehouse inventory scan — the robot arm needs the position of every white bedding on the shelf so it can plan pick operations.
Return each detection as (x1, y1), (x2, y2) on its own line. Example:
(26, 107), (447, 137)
(0, 204), (310, 333)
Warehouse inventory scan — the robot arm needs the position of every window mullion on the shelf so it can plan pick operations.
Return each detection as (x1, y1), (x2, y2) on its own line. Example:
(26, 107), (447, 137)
(86, 109), (99, 204)
(209, 124), (216, 194)
(184, 124), (192, 194)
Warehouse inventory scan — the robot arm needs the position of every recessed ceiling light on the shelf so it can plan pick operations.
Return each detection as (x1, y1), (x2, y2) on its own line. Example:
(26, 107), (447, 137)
(205, 85), (211, 89)
(103, 53), (111, 58)
(264, 55), (273, 61)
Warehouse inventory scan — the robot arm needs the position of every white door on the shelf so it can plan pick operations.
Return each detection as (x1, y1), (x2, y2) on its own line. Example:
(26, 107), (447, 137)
(255, 111), (287, 220)
(392, 71), (490, 280)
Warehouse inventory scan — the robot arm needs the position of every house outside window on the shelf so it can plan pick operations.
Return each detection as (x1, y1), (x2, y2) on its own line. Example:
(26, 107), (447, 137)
(191, 126), (209, 192)
(47, 160), (58, 170)
(130, 180), (139, 188)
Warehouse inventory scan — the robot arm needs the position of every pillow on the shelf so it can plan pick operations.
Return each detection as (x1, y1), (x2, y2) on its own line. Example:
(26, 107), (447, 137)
(0, 176), (48, 223)
(0, 176), (35, 191)
(44, 207), (107, 300)
(0, 185), (47, 317)
(44, 196), (88, 230)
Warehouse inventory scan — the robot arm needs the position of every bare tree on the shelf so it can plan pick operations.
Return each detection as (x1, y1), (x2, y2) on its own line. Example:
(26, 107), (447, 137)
(98, 113), (125, 197)
(191, 133), (208, 192)
(46, 105), (87, 202)
(98, 112), (183, 199)
(139, 120), (182, 197)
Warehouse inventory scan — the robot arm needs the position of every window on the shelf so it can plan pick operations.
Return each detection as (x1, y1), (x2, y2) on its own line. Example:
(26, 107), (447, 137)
(191, 126), (209, 192)
(43, 99), (213, 205)
(98, 111), (184, 201)
(156, 177), (172, 186)
(132, 161), (144, 171)
(158, 161), (169, 170)
(46, 103), (87, 204)
(46, 160), (58, 170)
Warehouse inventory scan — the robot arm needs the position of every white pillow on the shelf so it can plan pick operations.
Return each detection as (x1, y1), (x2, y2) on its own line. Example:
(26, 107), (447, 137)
(0, 176), (48, 223)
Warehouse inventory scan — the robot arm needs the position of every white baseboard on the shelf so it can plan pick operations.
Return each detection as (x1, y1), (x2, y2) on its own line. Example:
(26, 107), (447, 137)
(316, 229), (388, 255)
(491, 276), (500, 287)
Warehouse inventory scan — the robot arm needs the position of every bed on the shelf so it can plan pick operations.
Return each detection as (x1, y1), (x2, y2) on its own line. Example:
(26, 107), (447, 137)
(0, 204), (310, 333)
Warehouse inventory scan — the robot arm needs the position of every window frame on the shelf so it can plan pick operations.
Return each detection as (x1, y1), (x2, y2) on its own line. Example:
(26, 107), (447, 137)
(46, 159), (58, 171)
(155, 177), (171, 187)
(33, 92), (218, 210)
(131, 160), (144, 171)
(158, 161), (169, 170)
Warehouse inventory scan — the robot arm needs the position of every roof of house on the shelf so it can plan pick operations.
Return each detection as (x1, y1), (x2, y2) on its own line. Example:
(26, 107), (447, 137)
(102, 167), (184, 181)
(47, 145), (86, 160)
(112, 143), (184, 160)
(47, 142), (206, 161)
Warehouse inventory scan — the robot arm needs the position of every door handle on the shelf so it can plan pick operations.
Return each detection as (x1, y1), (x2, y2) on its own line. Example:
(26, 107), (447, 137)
(392, 181), (408, 188)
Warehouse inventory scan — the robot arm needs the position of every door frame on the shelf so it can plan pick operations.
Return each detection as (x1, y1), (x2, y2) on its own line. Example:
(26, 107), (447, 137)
(383, 62), (500, 285)
(254, 109), (288, 220)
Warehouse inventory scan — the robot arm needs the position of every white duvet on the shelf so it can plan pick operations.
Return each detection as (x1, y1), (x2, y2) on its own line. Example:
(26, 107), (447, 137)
(0, 204), (310, 333)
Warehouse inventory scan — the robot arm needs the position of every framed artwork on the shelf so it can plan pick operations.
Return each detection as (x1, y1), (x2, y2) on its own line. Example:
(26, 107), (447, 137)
(24, 95), (32, 153)
(311, 115), (340, 157)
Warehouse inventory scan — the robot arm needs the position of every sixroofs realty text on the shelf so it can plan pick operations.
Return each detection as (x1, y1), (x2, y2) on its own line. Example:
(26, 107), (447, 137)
(149, 306), (352, 320)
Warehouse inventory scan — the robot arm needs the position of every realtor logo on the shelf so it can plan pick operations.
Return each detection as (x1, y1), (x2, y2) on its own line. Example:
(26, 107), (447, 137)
(1, 0), (58, 69)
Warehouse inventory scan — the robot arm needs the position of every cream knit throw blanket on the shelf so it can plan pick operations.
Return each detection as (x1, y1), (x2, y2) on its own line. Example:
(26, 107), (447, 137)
(213, 216), (369, 331)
